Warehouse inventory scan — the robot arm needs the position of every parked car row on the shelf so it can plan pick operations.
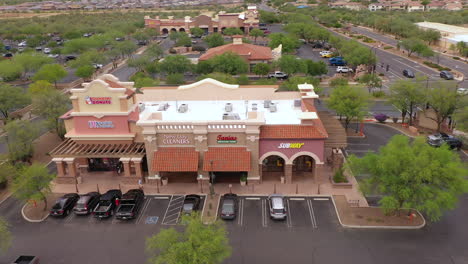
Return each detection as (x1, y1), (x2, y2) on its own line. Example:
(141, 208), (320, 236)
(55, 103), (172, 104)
(219, 193), (287, 221)
(50, 189), (145, 220)
(427, 132), (463, 150)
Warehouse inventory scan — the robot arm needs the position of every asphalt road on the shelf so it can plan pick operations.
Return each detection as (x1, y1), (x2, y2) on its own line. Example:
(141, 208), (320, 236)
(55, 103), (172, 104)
(2, 192), (468, 264)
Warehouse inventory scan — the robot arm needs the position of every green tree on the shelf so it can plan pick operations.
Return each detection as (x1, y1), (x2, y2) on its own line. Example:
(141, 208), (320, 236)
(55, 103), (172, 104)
(425, 82), (460, 132)
(128, 56), (152, 74)
(208, 52), (249, 75)
(0, 84), (31, 121)
(329, 77), (348, 87)
(268, 33), (300, 53)
(134, 77), (159, 88)
(253, 63), (271, 77)
(205, 33), (225, 48)
(13, 53), (53, 79)
(453, 95), (468, 131)
(4, 120), (39, 162)
(133, 30), (150, 42)
(160, 55), (192, 74)
(144, 44), (164, 59)
(249, 28), (265, 44)
(401, 38), (433, 57)
(195, 60), (214, 75)
(328, 85), (369, 130)
(455, 41), (468, 58)
(146, 213), (231, 264)
(12, 163), (56, 211)
(0, 218), (12, 255)
(223, 27), (243, 36)
(190, 27), (205, 38)
(304, 59), (328, 76)
(389, 79), (425, 125)
(28, 80), (55, 96)
(32, 90), (70, 139)
(113, 40), (138, 58)
(33, 64), (67, 88)
(176, 34), (192, 47)
(349, 135), (468, 221)
(358, 73), (382, 93)
(0, 60), (23, 82)
(420, 29), (440, 46)
(75, 65), (95, 80)
(277, 55), (306, 75)
(280, 76), (320, 91)
(166, 73), (185, 85)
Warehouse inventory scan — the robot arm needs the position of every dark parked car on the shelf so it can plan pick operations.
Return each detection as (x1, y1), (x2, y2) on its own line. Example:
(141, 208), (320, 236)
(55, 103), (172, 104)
(2, 53), (13, 59)
(440, 70), (454, 80)
(427, 132), (463, 150)
(182, 194), (201, 215)
(93, 189), (122, 218)
(73, 192), (100, 215)
(220, 193), (237, 220)
(403, 69), (415, 78)
(50, 193), (79, 217)
(11, 256), (40, 264)
(115, 189), (145, 220)
(65, 55), (77, 61)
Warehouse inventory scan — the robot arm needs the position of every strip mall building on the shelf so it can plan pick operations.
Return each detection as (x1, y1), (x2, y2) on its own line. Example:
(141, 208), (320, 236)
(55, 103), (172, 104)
(51, 74), (330, 186)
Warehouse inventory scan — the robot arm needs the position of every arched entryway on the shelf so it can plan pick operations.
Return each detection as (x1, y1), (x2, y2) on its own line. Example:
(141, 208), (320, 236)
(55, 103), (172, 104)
(179, 28), (186, 32)
(162, 28), (169, 34)
(292, 155), (315, 182)
(260, 153), (288, 182)
(170, 28), (177, 32)
(240, 26), (245, 33)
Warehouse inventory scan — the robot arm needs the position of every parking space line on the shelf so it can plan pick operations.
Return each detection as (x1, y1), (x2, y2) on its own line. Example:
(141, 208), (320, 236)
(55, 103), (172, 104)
(136, 198), (151, 224)
(153, 196), (170, 200)
(245, 197), (260, 200)
(290, 198), (305, 201)
(307, 199), (318, 228)
(286, 199), (292, 228)
(238, 198), (244, 226)
(64, 213), (75, 224)
(162, 195), (184, 225)
(314, 198), (329, 201)
(261, 199), (267, 227)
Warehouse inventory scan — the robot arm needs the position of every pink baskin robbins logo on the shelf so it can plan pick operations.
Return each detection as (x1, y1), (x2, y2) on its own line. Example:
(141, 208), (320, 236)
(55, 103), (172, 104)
(85, 96), (112, 105)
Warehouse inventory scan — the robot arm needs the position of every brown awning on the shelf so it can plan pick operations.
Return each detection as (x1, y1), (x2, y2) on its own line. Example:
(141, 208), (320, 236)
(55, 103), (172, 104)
(203, 147), (251, 172)
(50, 139), (145, 158)
(153, 148), (199, 172)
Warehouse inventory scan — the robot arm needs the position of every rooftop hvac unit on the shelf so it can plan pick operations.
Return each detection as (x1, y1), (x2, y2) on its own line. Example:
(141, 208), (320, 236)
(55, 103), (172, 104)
(294, 99), (302, 107)
(178, 104), (188, 113)
(264, 100), (271, 108)
(269, 102), (277, 112)
(158, 103), (169, 111)
(225, 103), (233, 112)
(252, 103), (258, 111)
(222, 113), (241, 120)
(138, 103), (146, 112)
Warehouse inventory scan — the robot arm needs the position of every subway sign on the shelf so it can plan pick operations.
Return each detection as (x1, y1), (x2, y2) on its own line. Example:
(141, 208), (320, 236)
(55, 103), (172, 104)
(278, 143), (304, 149)
(217, 135), (237, 144)
(88, 121), (114, 128)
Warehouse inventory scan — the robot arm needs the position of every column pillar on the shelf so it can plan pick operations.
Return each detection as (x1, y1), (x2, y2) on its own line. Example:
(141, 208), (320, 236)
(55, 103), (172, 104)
(53, 158), (65, 177)
(285, 164), (293, 184)
(63, 157), (77, 179)
(131, 157), (143, 180)
(120, 157), (131, 177)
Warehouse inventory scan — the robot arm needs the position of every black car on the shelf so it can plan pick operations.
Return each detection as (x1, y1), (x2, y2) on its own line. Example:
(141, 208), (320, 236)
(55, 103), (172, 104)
(220, 193), (237, 220)
(65, 55), (77, 61)
(73, 192), (100, 215)
(403, 69), (415, 78)
(93, 189), (122, 218)
(182, 194), (201, 215)
(2, 53), (13, 59)
(440, 70), (454, 80)
(115, 189), (145, 220)
(50, 193), (79, 217)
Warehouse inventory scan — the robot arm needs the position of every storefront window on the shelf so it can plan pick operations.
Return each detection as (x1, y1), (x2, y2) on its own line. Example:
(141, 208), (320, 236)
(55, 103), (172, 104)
(88, 158), (120, 172)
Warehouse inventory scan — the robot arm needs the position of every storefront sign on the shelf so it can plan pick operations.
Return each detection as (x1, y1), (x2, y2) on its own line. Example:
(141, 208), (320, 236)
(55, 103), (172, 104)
(163, 135), (190, 144)
(278, 143), (304, 149)
(88, 121), (114, 128)
(217, 135), (237, 144)
(85, 96), (112, 105)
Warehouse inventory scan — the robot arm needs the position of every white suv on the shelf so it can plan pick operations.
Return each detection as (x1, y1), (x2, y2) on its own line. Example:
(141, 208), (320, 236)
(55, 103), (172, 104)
(336, 66), (352, 73)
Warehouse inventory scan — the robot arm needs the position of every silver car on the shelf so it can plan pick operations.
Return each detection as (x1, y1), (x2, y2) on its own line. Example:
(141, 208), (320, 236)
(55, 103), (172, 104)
(268, 194), (287, 220)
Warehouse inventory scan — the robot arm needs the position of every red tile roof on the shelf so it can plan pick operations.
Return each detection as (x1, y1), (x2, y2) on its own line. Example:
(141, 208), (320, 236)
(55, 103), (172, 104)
(104, 80), (135, 97)
(199, 43), (273, 61)
(260, 125), (328, 139)
(203, 147), (251, 171)
(153, 148), (199, 172)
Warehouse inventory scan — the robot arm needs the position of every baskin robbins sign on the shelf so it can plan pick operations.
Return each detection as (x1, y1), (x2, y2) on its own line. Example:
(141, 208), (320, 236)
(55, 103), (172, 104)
(85, 96), (112, 105)
(88, 121), (114, 128)
(217, 135), (237, 144)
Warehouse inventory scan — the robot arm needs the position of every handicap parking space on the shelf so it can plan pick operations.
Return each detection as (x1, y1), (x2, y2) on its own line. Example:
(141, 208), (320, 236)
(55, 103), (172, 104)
(135, 196), (171, 225)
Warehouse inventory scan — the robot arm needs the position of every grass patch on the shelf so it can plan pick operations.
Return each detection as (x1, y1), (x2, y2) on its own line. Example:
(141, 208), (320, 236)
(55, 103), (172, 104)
(372, 90), (386, 98)
(333, 167), (348, 183)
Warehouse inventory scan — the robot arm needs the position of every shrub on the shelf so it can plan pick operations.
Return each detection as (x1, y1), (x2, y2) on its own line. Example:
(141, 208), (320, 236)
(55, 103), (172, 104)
(423, 61), (451, 71)
(333, 167), (347, 183)
(372, 90), (385, 98)
(374, 113), (388, 123)
(392, 117), (399, 123)
(192, 45), (206, 52)
(240, 174), (247, 182)
(237, 74), (249, 85)
(452, 57), (460, 60)
(383, 46), (393, 50)
(165, 73), (185, 85)
(168, 47), (177, 54)
(363, 37), (375, 43)
(254, 78), (277, 85)
(378, 73), (385, 76)
(355, 35), (364, 39)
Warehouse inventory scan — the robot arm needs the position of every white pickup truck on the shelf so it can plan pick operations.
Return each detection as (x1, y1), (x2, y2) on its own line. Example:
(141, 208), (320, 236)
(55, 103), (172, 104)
(268, 71), (289, 80)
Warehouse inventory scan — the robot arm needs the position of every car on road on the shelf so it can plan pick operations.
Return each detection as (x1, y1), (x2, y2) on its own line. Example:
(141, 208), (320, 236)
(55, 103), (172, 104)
(427, 132), (463, 150)
(440, 70), (454, 80)
(48, 54), (59, 58)
(268, 194), (287, 220)
(319, 50), (332, 58)
(457, 88), (467, 95)
(93, 63), (103, 69)
(18, 41), (27, 47)
(336, 66), (352, 73)
(2, 53), (13, 59)
(43, 48), (51, 54)
(220, 193), (237, 220)
(115, 189), (145, 220)
(263, 30), (271, 35)
(73, 192), (100, 215)
(93, 189), (122, 218)
(115, 37), (125, 41)
(182, 194), (201, 215)
(268, 71), (288, 80)
(50, 193), (79, 217)
(329, 56), (346, 66)
(403, 69), (415, 78)
(11, 255), (40, 264)
(35, 47), (42, 51)
(65, 55), (77, 61)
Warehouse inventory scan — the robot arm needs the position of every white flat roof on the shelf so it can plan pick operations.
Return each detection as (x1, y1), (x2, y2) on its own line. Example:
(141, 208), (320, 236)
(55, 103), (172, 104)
(139, 99), (306, 124)
(416, 22), (468, 35)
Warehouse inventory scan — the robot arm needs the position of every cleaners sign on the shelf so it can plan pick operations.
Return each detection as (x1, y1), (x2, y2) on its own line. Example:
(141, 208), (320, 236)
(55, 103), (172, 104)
(85, 96), (112, 105)
(88, 121), (114, 128)
(163, 135), (190, 144)
(217, 135), (237, 144)
(278, 143), (304, 149)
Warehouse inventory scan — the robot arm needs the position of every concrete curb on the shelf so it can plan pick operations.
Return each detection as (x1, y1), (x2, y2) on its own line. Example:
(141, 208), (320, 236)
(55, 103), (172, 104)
(21, 203), (49, 223)
(331, 196), (426, 229)
(0, 191), (13, 205)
